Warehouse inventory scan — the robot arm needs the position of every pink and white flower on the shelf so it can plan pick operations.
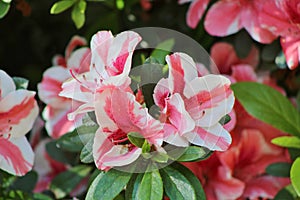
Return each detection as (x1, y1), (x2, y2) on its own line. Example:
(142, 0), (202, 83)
(154, 52), (235, 151)
(260, 0), (300, 69)
(0, 70), (38, 176)
(93, 87), (163, 170)
(59, 30), (142, 121)
(38, 36), (91, 138)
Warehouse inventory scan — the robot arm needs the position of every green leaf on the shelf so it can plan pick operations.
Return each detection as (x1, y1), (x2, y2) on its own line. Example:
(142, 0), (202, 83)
(129, 171), (163, 200)
(171, 162), (206, 200)
(86, 169), (132, 200)
(56, 125), (96, 152)
(289, 148), (300, 161)
(128, 132), (145, 148)
(12, 77), (29, 90)
(142, 140), (151, 153)
(266, 162), (291, 177)
(219, 114), (231, 125)
(71, 0), (86, 29)
(231, 82), (300, 136)
(176, 146), (207, 162)
(151, 152), (169, 163)
(272, 136), (300, 149)
(160, 165), (197, 200)
(151, 39), (175, 64)
(296, 91), (300, 112)
(11, 171), (38, 192)
(116, 0), (124, 10)
(45, 141), (77, 165)
(291, 158), (300, 196)
(274, 188), (294, 200)
(80, 139), (94, 163)
(50, 165), (92, 199)
(32, 193), (53, 200)
(0, 1), (10, 19)
(125, 174), (140, 200)
(50, 0), (76, 14)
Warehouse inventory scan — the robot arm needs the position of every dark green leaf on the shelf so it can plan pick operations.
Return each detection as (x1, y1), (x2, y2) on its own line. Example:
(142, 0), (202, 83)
(50, 165), (92, 199)
(296, 91), (300, 112)
(33, 193), (53, 200)
(125, 174), (140, 200)
(50, 0), (76, 14)
(171, 162), (206, 200)
(56, 125), (97, 152)
(291, 158), (300, 196)
(272, 136), (300, 149)
(274, 188), (294, 200)
(131, 171), (163, 200)
(266, 162), (291, 177)
(219, 114), (231, 125)
(71, 0), (86, 29)
(160, 165), (197, 200)
(11, 171), (37, 192)
(12, 77), (29, 90)
(128, 132), (145, 148)
(45, 141), (78, 165)
(176, 146), (207, 162)
(289, 148), (300, 161)
(151, 39), (175, 64)
(231, 82), (300, 136)
(86, 169), (132, 200)
(0, 1), (10, 19)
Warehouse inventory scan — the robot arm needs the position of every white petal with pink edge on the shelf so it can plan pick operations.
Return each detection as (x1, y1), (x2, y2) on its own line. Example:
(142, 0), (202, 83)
(0, 70), (16, 99)
(184, 123), (232, 151)
(67, 48), (91, 73)
(166, 52), (198, 94)
(153, 78), (170, 109)
(0, 136), (34, 176)
(0, 90), (39, 138)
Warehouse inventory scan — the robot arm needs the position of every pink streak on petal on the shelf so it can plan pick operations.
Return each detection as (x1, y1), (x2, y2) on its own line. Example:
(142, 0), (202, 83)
(65, 35), (87, 59)
(0, 138), (32, 176)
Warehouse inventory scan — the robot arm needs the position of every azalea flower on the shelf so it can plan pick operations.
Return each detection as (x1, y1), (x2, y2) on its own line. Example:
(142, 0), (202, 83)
(183, 128), (290, 200)
(181, 0), (277, 43)
(59, 30), (142, 121)
(153, 52), (235, 151)
(0, 70), (38, 176)
(260, 0), (300, 69)
(93, 87), (164, 170)
(38, 36), (91, 138)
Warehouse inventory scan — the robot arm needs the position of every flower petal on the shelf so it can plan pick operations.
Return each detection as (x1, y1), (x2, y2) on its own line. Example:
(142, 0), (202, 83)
(184, 75), (234, 127)
(0, 90), (39, 138)
(186, 0), (210, 28)
(38, 66), (71, 109)
(153, 78), (170, 109)
(0, 70), (16, 99)
(67, 47), (91, 73)
(166, 52), (198, 94)
(0, 136), (34, 176)
(231, 64), (257, 82)
(185, 123), (232, 151)
(205, 0), (242, 37)
(65, 35), (87, 59)
(281, 36), (300, 70)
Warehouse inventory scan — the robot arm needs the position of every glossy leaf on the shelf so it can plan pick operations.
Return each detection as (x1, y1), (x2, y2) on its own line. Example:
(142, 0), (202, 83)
(50, 165), (92, 199)
(50, 0), (76, 14)
(176, 146), (207, 162)
(291, 158), (300, 196)
(80, 140), (94, 163)
(130, 171), (163, 200)
(160, 165), (197, 200)
(171, 162), (206, 200)
(272, 136), (300, 149)
(0, 1), (10, 19)
(86, 169), (132, 200)
(231, 82), (300, 136)
(11, 171), (38, 193)
(71, 0), (86, 29)
(274, 188), (294, 200)
(266, 162), (291, 177)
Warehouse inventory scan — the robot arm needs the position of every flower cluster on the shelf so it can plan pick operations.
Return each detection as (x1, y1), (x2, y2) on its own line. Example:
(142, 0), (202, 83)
(181, 0), (300, 70)
(37, 30), (236, 171)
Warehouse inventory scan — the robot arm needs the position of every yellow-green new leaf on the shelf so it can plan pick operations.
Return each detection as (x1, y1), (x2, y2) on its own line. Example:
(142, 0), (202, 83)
(291, 158), (300, 196)
(272, 136), (300, 149)
(50, 0), (76, 14)
(71, 0), (86, 29)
